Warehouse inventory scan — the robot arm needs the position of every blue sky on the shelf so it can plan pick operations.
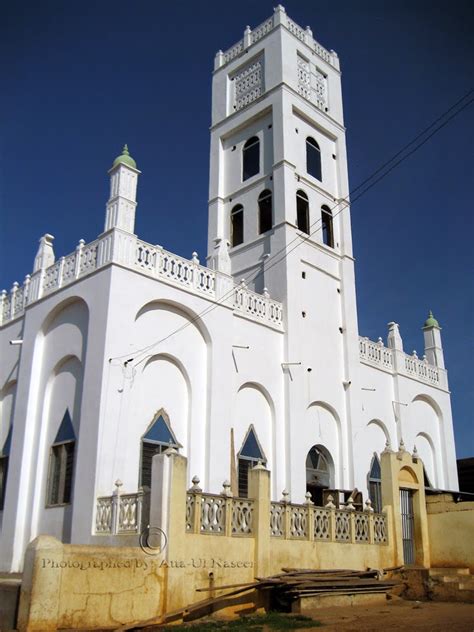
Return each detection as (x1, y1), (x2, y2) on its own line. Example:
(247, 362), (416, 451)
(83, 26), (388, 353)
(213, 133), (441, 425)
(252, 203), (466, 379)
(1, 1), (473, 459)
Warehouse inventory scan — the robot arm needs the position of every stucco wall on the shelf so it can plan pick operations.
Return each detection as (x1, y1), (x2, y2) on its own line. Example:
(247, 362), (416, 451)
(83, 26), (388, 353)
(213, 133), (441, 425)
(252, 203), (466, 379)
(427, 495), (474, 572)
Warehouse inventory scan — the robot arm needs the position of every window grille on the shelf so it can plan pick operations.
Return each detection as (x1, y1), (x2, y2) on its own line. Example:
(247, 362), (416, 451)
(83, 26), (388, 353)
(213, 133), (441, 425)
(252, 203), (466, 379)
(237, 425), (266, 497)
(47, 410), (76, 506)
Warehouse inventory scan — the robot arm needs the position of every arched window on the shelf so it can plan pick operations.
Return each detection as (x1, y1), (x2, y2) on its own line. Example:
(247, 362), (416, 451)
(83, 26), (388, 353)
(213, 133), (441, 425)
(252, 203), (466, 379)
(242, 136), (260, 181)
(306, 137), (321, 181)
(368, 454), (382, 512)
(47, 410), (76, 506)
(140, 412), (178, 489)
(238, 426), (266, 497)
(258, 189), (273, 234)
(306, 445), (333, 506)
(296, 190), (310, 234)
(321, 205), (334, 247)
(0, 425), (12, 510)
(231, 204), (244, 247)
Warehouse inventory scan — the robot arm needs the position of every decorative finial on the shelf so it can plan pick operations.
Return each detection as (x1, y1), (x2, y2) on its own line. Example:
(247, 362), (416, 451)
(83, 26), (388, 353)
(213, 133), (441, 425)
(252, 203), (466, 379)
(365, 499), (374, 513)
(304, 491), (314, 505)
(221, 480), (233, 497)
(280, 489), (290, 503)
(345, 496), (355, 511)
(190, 475), (202, 492)
(325, 494), (335, 509)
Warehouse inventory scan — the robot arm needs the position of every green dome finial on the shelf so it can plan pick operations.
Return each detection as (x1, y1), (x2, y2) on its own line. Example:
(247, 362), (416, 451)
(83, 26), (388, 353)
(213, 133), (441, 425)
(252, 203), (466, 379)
(423, 310), (440, 328)
(112, 144), (137, 169)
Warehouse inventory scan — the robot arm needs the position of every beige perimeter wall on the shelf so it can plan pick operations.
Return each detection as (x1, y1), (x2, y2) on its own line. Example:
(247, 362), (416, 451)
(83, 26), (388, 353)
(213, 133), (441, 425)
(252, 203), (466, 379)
(427, 495), (474, 572)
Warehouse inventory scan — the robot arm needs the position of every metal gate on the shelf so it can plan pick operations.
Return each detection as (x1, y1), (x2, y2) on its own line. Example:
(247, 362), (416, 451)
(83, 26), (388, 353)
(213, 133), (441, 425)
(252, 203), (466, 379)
(400, 488), (415, 564)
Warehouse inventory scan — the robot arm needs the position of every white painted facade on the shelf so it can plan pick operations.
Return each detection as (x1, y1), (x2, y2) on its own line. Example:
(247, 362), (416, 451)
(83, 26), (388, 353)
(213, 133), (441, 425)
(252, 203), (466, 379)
(0, 7), (458, 572)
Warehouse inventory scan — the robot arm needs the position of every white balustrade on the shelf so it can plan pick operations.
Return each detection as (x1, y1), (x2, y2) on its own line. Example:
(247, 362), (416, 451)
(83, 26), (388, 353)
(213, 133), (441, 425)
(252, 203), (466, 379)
(270, 502), (285, 537)
(219, 11), (335, 69)
(95, 490), (149, 535)
(96, 496), (113, 534)
(373, 513), (388, 543)
(250, 17), (273, 44)
(314, 508), (331, 540)
(354, 512), (369, 543)
(200, 494), (226, 534)
(359, 336), (393, 370)
(334, 510), (351, 542)
(286, 16), (305, 41)
(1, 234), (283, 331)
(289, 504), (307, 538)
(231, 499), (254, 535)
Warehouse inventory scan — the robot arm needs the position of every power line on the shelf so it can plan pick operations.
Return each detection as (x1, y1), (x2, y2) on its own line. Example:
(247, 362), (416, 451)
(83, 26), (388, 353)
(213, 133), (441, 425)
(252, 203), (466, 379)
(109, 90), (473, 369)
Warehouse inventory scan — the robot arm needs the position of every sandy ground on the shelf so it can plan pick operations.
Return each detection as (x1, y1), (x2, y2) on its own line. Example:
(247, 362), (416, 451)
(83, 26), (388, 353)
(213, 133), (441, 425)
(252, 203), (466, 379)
(304, 599), (474, 631)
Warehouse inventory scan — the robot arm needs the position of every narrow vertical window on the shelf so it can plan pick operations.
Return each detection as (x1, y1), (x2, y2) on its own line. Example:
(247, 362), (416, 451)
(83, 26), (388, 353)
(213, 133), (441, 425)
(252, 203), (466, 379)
(140, 411), (178, 489)
(368, 454), (382, 513)
(238, 426), (266, 498)
(231, 204), (244, 247)
(242, 136), (260, 181)
(296, 190), (310, 234)
(47, 410), (76, 506)
(306, 136), (322, 181)
(0, 425), (12, 510)
(321, 205), (334, 247)
(258, 189), (272, 234)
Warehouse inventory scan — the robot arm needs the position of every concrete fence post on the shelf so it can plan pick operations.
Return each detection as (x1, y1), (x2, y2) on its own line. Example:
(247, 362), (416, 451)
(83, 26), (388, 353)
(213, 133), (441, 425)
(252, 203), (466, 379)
(248, 463), (271, 577)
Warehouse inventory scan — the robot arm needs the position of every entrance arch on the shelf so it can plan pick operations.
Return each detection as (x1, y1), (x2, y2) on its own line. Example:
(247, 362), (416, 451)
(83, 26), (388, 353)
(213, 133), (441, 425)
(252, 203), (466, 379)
(305, 445), (334, 506)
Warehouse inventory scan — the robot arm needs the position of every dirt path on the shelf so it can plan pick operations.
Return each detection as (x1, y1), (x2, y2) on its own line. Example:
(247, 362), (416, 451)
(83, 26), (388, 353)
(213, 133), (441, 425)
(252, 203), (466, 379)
(306, 599), (474, 631)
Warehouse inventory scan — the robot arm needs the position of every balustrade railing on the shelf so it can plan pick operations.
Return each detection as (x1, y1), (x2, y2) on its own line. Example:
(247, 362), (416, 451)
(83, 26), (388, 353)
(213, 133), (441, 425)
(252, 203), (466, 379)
(185, 491), (255, 537)
(359, 336), (444, 387)
(95, 489), (149, 535)
(269, 501), (387, 545)
(219, 9), (333, 69)
(1, 234), (283, 331)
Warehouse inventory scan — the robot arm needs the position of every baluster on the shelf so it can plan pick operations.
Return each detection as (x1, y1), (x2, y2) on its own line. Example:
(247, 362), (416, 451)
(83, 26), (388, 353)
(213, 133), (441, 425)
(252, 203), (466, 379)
(57, 256), (65, 288)
(75, 239), (85, 278)
(112, 479), (122, 535)
(10, 283), (18, 320)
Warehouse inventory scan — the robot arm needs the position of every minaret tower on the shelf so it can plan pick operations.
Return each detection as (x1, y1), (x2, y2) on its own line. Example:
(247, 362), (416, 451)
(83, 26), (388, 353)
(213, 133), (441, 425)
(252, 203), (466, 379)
(105, 145), (140, 233)
(423, 311), (445, 369)
(207, 6), (363, 492)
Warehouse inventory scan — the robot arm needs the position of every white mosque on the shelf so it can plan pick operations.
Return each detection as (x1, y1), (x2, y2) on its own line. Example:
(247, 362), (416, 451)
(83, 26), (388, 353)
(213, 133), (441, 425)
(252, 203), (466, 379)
(0, 6), (458, 572)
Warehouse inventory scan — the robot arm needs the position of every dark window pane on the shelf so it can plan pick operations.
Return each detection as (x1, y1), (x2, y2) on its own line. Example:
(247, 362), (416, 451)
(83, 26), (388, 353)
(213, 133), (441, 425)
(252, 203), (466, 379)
(231, 205), (244, 247)
(296, 192), (309, 234)
(243, 137), (260, 181)
(238, 457), (260, 497)
(258, 191), (272, 234)
(49, 446), (61, 505)
(306, 137), (322, 181)
(321, 206), (334, 247)
(63, 442), (75, 503)
(0, 456), (9, 510)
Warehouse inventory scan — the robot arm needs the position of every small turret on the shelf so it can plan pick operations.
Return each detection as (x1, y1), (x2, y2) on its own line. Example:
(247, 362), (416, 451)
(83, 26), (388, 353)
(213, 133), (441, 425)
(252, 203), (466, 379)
(422, 310), (444, 369)
(104, 145), (141, 234)
(33, 234), (55, 272)
(387, 322), (403, 351)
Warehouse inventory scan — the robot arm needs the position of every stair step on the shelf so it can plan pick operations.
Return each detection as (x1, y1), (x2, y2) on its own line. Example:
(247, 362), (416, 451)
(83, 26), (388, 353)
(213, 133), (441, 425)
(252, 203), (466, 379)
(429, 568), (470, 576)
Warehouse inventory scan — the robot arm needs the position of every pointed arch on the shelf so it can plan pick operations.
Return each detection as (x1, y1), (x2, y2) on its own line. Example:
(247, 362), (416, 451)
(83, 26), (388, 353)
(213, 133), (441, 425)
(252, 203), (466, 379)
(368, 453), (382, 512)
(140, 408), (180, 489)
(367, 419), (391, 445)
(237, 424), (266, 498)
(305, 444), (334, 506)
